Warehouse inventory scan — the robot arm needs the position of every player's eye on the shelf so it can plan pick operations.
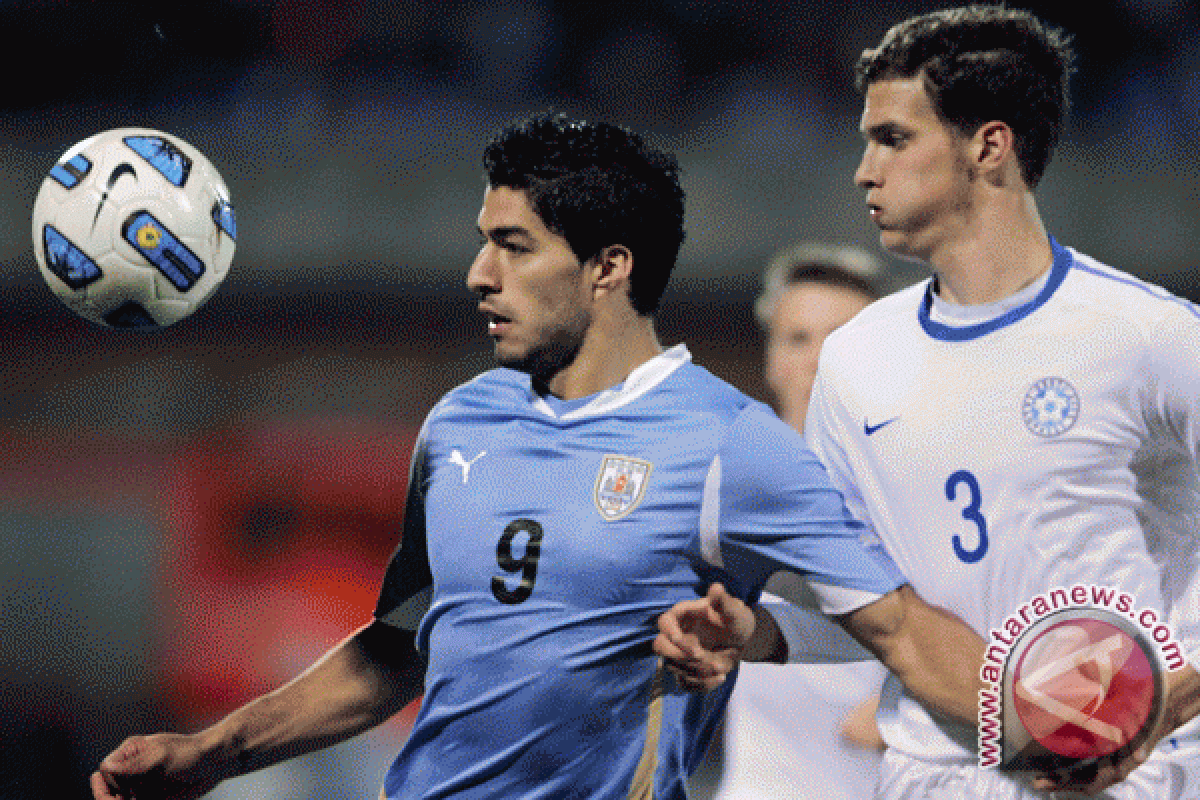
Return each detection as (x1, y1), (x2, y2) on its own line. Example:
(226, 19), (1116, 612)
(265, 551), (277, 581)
(500, 239), (532, 254)
(868, 126), (909, 149)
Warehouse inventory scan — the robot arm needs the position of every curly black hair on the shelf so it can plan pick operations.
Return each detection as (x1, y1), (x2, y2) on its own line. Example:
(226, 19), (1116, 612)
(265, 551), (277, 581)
(856, 5), (1075, 188)
(483, 112), (686, 315)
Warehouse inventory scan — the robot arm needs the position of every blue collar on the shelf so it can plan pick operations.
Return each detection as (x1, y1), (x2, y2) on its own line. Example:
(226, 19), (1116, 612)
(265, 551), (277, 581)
(917, 237), (1073, 342)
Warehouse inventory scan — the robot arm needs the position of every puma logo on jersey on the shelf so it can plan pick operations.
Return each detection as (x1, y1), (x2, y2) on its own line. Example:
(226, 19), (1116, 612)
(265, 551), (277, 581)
(449, 449), (487, 484)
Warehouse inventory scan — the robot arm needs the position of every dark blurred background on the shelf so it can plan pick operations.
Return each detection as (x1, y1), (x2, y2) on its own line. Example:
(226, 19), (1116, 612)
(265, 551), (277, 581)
(2, 1), (1198, 797)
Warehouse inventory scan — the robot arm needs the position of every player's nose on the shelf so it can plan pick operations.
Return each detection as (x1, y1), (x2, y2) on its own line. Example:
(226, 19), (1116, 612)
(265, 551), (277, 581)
(854, 146), (879, 189)
(466, 245), (500, 294)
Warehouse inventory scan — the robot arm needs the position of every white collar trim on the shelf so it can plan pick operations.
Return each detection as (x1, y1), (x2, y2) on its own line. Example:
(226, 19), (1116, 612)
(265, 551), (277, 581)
(531, 344), (692, 420)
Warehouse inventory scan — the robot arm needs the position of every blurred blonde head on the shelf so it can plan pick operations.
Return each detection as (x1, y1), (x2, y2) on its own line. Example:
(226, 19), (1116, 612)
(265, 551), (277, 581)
(757, 242), (886, 431)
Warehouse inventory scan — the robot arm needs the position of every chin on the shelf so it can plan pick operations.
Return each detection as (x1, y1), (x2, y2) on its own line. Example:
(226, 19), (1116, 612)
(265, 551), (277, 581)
(493, 343), (550, 378)
(493, 345), (530, 372)
(877, 228), (908, 252)
(878, 230), (928, 264)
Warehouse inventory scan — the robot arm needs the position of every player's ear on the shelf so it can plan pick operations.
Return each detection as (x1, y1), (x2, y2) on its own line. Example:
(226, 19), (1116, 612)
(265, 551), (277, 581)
(972, 120), (1017, 185)
(591, 245), (634, 299)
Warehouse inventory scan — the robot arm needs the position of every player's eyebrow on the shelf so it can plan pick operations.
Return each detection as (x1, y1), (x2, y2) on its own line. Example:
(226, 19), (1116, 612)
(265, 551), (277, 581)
(861, 121), (909, 141)
(479, 225), (533, 242)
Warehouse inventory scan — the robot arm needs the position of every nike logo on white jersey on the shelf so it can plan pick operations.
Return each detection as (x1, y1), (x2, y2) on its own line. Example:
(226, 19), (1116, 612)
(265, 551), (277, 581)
(864, 417), (899, 436)
(449, 449), (487, 483)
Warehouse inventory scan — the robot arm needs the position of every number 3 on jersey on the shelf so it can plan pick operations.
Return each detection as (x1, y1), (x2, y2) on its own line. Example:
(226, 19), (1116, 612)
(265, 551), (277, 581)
(945, 470), (988, 563)
(491, 518), (543, 604)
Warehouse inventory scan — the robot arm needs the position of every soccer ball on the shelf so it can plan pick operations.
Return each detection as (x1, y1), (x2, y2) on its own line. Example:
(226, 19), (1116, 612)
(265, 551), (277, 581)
(31, 127), (236, 329)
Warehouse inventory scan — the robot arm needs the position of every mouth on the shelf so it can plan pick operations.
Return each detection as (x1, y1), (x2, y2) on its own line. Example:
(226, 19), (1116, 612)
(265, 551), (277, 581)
(866, 203), (888, 228)
(479, 305), (512, 336)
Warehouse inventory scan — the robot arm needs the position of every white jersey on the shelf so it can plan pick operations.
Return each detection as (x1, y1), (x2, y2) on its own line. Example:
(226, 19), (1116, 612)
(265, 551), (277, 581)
(805, 239), (1200, 762)
(714, 659), (886, 800)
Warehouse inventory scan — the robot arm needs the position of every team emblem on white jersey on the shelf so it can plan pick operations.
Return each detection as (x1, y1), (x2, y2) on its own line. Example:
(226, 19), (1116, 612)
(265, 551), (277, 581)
(1022, 377), (1080, 437)
(594, 455), (652, 521)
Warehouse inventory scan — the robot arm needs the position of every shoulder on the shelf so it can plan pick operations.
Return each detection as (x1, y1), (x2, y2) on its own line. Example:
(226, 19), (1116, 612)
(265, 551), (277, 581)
(1059, 247), (1200, 345)
(1064, 248), (1196, 308)
(816, 281), (928, 382)
(657, 359), (760, 422)
(645, 359), (801, 454)
(717, 400), (824, 481)
(433, 368), (525, 411)
(420, 368), (528, 434)
(827, 282), (926, 349)
(447, 367), (528, 397)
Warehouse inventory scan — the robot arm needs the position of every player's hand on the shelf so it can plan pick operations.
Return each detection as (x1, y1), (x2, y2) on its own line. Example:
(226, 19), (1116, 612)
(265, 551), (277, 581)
(90, 732), (228, 800)
(1031, 663), (1200, 795)
(840, 692), (886, 752)
(1028, 732), (1151, 795)
(654, 583), (757, 691)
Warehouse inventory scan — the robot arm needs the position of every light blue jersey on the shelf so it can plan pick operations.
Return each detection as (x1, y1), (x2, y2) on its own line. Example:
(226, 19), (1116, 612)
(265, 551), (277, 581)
(374, 344), (904, 799)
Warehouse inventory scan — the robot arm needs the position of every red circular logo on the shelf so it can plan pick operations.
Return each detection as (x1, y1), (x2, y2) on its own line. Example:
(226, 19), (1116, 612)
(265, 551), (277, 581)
(1011, 616), (1156, 759)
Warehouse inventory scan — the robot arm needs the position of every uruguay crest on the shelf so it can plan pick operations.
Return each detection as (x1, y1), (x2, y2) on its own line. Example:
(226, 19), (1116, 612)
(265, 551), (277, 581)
(594, 455), (652, 521)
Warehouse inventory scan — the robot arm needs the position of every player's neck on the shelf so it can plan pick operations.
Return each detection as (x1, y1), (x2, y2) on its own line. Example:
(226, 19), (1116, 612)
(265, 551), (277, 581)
(541, 312), (663, 401)
(930, 194), (1053, 306)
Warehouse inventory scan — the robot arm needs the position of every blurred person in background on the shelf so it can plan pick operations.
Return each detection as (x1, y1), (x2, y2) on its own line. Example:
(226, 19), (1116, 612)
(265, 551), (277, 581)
(703, 242), (892, 800)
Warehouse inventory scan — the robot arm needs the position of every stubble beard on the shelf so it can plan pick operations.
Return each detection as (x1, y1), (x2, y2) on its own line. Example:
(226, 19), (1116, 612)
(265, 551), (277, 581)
(497, 323), (588, 390)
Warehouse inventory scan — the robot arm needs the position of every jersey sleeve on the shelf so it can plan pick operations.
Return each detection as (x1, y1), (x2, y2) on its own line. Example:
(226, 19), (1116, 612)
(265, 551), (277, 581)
(1145, 300), (1200, 465)
(804, 364), (868, 518)
(715, 403), (905, 616)
(374, 417), (434, 633)
(759, 585), (874, 664)
(1145, 302), (1200, 666)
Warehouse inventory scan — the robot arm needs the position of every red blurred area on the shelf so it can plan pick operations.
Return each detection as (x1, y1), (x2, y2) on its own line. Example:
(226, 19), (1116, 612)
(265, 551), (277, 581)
(156, 421), (421, 731)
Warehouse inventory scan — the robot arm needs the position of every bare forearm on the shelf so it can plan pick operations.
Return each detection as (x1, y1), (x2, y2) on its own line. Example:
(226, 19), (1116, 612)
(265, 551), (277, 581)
(744, 604), (788, 663)
(753, 599), (876, 664)
(883, 606), (984, 727)
(841, 586), (985, 728)
(203, 621), (423, 779)
(1163, 663), (1200, 736)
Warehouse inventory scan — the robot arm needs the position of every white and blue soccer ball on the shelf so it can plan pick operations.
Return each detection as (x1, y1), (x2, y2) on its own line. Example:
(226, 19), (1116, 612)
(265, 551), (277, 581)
(31, 127), (236, 329)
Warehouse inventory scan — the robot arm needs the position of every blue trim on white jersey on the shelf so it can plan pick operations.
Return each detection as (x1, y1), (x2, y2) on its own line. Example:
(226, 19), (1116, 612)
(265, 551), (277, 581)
(918, 237), (1073, 341)
(1071, 260), (1200, 322)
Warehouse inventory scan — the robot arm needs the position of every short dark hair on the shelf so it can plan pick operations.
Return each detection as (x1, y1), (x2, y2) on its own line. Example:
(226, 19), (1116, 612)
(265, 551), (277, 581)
(482, 112), (686, 315)
(855, 5), (1074, 188)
